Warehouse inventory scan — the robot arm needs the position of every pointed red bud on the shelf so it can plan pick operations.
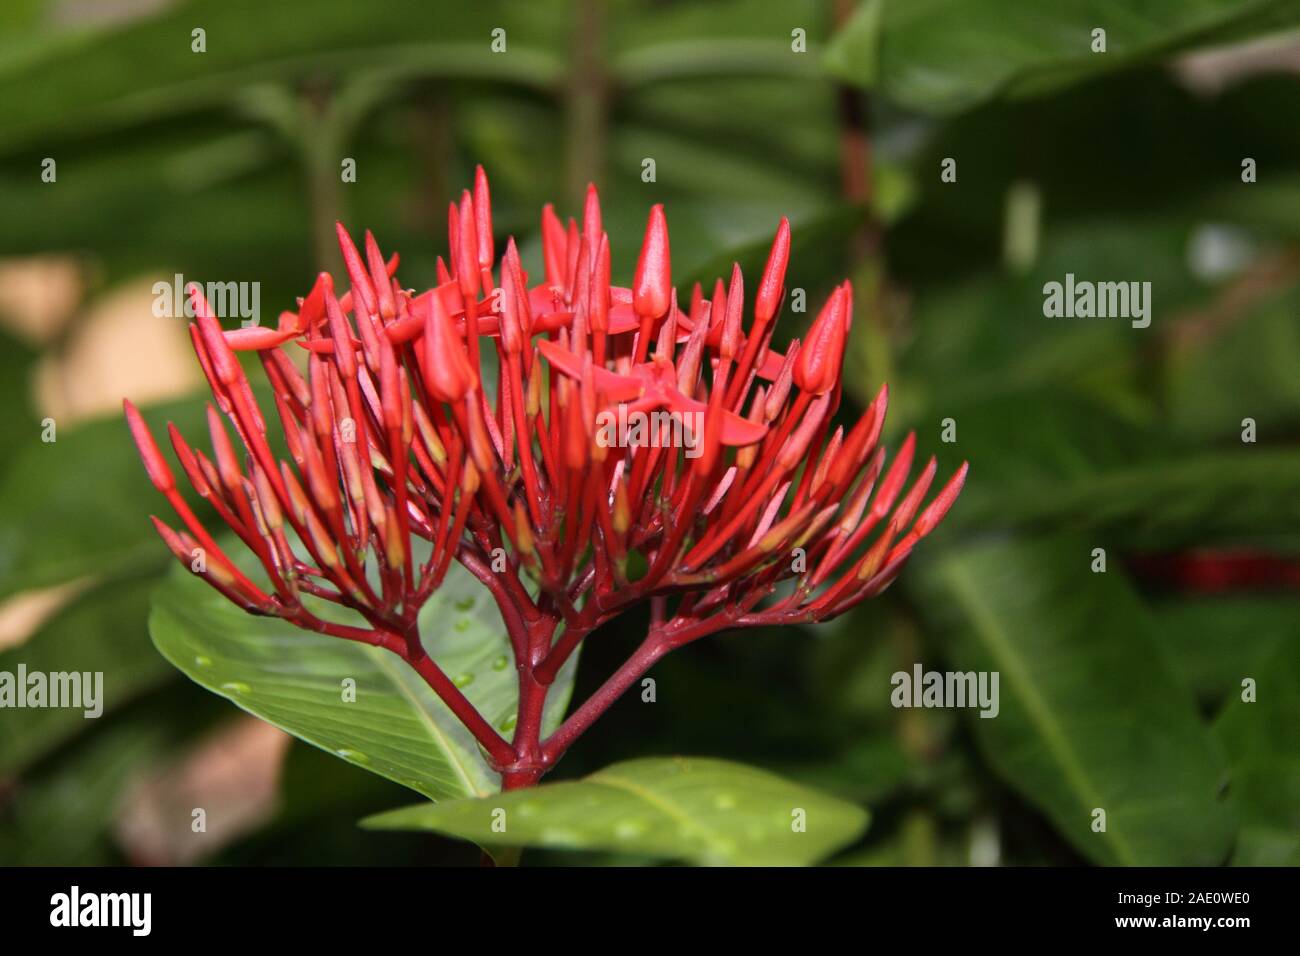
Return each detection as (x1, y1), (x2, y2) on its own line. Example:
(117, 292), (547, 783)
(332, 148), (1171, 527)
(473, 165), (494, 269)
(755, 217), (790, 327)
(499, 251), (524, 355)
(446, 200), (460, 274)
(583, 183), (603, 245)
(167, 423), (211, 497)
(914, 462), (969, 536)
(764, 340), (799, 420)
(590, 234), (610, 333)
(364, 232), (396, 320)
(688, 282), (705, 324)
(378, 339), (402, 431)
(871, 432), (917, 522)
(541, 203), (567, 288)
(124, 400), (175, 492)
(457, 190), (481, 299)
(335, 223), (377, 318)
(779, 394), (831, 468)
(150, 515), (192, 566)
(298, 271), (333, 332)
(206, 404), (242, 493)
(632, 204), (671, 320)
(188, 285), (239, 387)
(423, 290), (475, 402)
(323, 287), (357, 379)
(706, 277), (727, 347)
(503, 239), (532, 337)
(721, 263), (744, 360)
(792, 286), (849, 395)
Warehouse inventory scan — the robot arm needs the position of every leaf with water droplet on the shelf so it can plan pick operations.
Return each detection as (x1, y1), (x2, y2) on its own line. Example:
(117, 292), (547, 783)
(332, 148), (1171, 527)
(149, 535), (582, 803)
(363, 756), (868, 866)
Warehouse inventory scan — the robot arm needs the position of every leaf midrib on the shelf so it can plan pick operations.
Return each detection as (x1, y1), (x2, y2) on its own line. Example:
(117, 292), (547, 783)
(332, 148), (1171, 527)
(587, 770), (729, 862)
(366, 647), (485, 798)
(942, 557), (1139, 866)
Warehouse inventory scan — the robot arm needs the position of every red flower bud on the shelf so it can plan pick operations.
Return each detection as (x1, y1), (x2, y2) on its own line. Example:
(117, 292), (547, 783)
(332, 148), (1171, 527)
(632, 204), (671, 320)
(755, 217), (790, 327)
(364, 231), (396, 320)
(792, 284), (850, 395)
(583, 183), (603, 245)
(473, 164), (494, 270)
(123, 399), (174, 493)
(335, 222), (377, 318)
(457, 190), (481, 300)
(423, 288), (476, 402)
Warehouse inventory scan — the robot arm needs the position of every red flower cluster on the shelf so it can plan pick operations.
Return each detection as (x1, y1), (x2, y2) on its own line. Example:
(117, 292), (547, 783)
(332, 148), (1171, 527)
(125, 168), (966, 788)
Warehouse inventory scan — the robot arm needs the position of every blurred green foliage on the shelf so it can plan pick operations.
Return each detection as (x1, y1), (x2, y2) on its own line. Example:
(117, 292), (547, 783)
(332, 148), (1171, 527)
(0, 0), (1297, 866)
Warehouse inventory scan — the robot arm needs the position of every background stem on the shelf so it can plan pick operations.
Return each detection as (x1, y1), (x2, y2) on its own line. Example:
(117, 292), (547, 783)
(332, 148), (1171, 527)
(564, 0), (608, 206)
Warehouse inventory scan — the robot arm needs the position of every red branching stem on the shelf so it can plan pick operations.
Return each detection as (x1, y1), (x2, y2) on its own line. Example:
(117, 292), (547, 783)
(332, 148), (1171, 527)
(540, 607), (749, 765)
(541, 633), (668, 765)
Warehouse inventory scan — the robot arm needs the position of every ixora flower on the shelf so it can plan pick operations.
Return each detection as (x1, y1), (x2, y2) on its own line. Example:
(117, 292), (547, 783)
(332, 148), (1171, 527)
(124, 168), (967, 791)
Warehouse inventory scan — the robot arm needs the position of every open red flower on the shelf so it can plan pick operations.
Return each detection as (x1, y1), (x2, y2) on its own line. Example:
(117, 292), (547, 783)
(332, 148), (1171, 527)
(125, 168), (967, 788)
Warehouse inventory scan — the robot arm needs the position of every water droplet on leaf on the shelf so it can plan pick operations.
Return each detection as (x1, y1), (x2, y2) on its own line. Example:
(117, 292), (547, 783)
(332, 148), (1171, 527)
(615, 820), (647, 839)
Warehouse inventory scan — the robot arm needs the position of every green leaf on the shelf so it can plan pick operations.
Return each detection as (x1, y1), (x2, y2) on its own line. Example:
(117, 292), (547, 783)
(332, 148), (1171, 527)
(363, 756), (869, 866)
(1151, 595), (1294, 706)
(149, 551), (579, 802)
(0, 0), (566, 153)
(0, 569), (174, 775)
(1166, 285), (1300, 441)
(888, 219), (1204, 415)
(1214, 643), (1300, 865)
(0, 397), (211, 598)
(0, 677), (233, 865)
(607, 0), (830, 89)
(888, 382), (1300, 548)
(822, 0), (883, 87)
(913, 534), (1235, 865)
(828, 0), (1300, 114)
(953, 448), (1300, 546)
(0, 715), (172, 865)
(889, 72), (1300, 253)
(0, 326), (37, 478)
